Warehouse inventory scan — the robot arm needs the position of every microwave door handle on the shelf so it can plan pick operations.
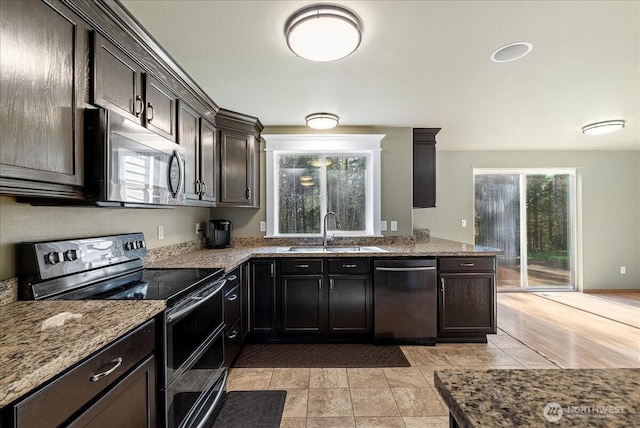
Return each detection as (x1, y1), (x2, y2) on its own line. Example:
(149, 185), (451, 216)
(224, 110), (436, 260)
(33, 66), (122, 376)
(175, 151), (184, 196)
(166, 279), (227, 324)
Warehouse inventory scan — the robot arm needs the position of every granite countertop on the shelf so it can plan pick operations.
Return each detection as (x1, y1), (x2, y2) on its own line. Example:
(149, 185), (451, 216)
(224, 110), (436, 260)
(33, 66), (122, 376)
(0, 300), (165, 407)
(146, 236), (502, 271)
(435, 369), (640, 427)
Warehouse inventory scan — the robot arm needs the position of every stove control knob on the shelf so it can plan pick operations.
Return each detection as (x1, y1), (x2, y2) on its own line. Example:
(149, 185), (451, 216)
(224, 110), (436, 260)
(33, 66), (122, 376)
(64, 249), (78, 261)
(137, 240), (146, 249)
(124, 242), (134, 251)
(45, 252), (62, 265)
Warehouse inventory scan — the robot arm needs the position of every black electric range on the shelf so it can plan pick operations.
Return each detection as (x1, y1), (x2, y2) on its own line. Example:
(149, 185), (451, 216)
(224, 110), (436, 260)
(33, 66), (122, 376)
(16, 233), (228, 428)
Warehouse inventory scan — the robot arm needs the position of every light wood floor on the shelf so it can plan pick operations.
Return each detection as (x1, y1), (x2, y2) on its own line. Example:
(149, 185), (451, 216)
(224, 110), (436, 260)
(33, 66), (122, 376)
(497, 292), (640, 369)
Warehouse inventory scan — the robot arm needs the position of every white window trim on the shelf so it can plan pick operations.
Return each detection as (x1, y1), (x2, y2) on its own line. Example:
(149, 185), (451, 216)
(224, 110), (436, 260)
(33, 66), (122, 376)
(263, 134), (384, 238)
(472, 167), (582, 291)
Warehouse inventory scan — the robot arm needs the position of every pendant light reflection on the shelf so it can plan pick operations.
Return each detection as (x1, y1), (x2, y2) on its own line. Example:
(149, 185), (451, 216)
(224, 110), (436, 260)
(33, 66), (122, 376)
(310, 158), (332, 167)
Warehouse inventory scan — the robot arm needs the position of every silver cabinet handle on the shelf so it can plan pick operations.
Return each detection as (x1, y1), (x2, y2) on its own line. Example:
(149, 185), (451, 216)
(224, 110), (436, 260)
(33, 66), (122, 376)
(227, 330), (239, 340)
(195, 180), (202, 195)
(270, 263), (274, 278)
(330, 278), (334, 292)
(460, 263), (475, 267)
(202, 181), (208, 196)
(227, 293), (238, 302)
(246, 187), (251, 200)
(134, 95), (144, 117)
(295, 264), (310, 268)
(318, 279), (322, 292)
(441, 277), (445, 293)
(342, 264), (357, 268)
(146, 102), (154, 121)
(90, 357), (123, 382)
(375, 266), (436, 272)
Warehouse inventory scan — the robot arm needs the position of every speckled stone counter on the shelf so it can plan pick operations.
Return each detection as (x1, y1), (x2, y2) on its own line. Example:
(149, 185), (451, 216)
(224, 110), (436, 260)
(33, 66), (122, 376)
(145, 236), (502, 272)
(435, 369), (640, 427)
(0, 300), (165, 407)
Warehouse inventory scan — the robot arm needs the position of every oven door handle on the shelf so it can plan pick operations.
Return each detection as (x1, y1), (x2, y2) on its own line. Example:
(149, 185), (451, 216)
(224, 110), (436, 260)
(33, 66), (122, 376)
(194, 369), (228, 428)
(166, 279), (227, 324)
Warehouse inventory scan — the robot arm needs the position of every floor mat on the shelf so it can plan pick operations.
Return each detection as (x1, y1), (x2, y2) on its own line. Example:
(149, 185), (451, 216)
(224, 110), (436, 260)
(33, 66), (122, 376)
(233, 343), (410, 368)
(211, 390), (286, 428)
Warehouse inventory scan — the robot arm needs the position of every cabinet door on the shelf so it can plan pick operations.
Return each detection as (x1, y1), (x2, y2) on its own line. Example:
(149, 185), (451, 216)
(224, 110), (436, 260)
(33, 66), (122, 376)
(328, 275), (371, 334)
(144, 74), (176, 142)
(0, 0), (85, 193)
(240, 263), (249, 343)
(249, 260), (277, 333)
(438, 273), (496, 334)
(412, 128), (440, 208)
(67, 356), (156, 428)
(281, 275), (324, 334)
(178, 101), (201, 202)
(219, 130), (253, 205)
(199, 119), (217, 204)
(93, 32), (143, 122)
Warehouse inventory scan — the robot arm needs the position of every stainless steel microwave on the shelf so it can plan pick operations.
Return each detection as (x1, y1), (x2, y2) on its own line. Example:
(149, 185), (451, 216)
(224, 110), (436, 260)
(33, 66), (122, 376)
(84, 108), (186, 207)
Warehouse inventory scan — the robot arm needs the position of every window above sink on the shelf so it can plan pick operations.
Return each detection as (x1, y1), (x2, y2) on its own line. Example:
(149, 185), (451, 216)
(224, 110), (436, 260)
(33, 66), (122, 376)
(263, 134), (384, 238)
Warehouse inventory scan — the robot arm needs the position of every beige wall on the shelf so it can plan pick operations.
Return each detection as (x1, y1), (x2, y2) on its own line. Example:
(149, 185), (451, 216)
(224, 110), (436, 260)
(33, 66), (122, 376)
(0, 196), (209, 279)
(212, 126), (414, 238)
(413, 150), (640, 291)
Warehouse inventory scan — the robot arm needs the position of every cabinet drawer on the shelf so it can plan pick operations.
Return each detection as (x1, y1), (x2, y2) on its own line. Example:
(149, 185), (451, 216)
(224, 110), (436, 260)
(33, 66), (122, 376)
(224, 319), (242, 367)
(439, 257), (495, 272)
(328, 259), (370, 275)
(224, 283), (241, 327)
(224, 267), (241, 290)
(280, 259), (323, 274)
(13, 319), (155, 428)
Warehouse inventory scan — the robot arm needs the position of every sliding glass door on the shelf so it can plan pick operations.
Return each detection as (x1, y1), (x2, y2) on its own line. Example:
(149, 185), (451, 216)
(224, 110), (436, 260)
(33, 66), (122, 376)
(474, 170), (576, 290)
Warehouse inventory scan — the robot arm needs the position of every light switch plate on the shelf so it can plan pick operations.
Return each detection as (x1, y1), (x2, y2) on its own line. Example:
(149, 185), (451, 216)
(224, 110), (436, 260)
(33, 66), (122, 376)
(157, 225), (164, 240)
(381, 221), (387, 231)
(390, 221), (398, 231)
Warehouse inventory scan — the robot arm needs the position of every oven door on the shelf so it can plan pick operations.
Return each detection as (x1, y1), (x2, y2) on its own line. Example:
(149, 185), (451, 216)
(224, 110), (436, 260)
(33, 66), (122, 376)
(165, 279), (225, 385)
(165, 326), (226, 428)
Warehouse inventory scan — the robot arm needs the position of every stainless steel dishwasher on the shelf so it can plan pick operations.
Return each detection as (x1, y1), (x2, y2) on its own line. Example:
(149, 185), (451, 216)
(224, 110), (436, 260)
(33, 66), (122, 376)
(373, 259), (437, 344)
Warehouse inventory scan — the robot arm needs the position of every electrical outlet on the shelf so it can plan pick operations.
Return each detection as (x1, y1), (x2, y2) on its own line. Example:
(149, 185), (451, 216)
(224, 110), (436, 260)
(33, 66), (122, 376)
(381, 221), (388, 231)
(620, 266), (626, 274)
(461, 219), (467, 227)
(260, 221), (267, 232)
(390, 221), (398, 231)
(157, 225), (164, 240)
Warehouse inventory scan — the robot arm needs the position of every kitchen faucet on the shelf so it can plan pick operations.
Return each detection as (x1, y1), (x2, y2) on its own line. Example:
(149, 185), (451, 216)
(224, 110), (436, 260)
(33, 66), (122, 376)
(323, 211), (341, 248)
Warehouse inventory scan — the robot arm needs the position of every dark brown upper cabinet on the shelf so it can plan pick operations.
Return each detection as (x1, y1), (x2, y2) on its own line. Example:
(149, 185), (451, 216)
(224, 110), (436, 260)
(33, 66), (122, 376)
(199, 118), (217, 204)
(216, 109), (262, 208)
(413, 128), (440, 208)
(93, 32), (177, 142)
(178, 101), (201, 203)
(0, 0), (88, 198)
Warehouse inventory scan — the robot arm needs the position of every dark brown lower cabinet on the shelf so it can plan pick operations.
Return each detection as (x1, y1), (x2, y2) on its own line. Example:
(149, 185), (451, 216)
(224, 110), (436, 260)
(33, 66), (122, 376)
(3, 319), (156, 427)
(249, 259), (277, 335)
(328, 275), (372, 334)
(281, 274), (324, 334)
(438, 257), (497, 342)
(67, 356), (156, 428)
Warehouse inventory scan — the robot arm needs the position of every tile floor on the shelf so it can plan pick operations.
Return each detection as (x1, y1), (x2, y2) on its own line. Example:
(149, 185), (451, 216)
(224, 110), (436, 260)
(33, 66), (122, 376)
(226, 329), (559, 428)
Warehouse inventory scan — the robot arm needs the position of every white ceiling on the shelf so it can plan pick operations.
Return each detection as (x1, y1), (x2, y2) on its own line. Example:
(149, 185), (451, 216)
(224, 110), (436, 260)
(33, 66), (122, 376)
(121, 0), (639, 151)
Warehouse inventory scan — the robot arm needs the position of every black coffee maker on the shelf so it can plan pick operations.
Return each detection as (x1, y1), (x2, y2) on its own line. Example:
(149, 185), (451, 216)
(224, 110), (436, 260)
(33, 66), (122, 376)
(205, 219), (232, 248)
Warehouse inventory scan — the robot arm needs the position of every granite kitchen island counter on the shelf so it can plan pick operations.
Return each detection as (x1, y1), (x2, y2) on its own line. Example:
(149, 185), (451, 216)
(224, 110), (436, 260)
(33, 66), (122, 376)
(0, 300), (164, 407)
(435, 368), (640, 427)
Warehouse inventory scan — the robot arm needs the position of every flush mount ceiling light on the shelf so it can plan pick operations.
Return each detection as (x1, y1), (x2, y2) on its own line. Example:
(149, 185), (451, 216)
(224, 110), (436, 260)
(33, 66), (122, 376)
(305, 113), (339, 129)
(491, 41), (533, 63)
(285, 5), (362, 62)
(582, 120), (625, 135)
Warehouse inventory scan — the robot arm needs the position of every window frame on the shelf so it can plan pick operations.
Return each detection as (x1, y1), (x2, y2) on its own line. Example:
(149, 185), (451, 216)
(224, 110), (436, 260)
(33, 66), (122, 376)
(263, 134), (384, 238)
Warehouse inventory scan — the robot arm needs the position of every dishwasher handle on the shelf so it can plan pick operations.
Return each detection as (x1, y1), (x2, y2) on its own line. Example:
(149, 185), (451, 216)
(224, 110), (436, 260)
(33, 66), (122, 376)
(375, 266), (436, 272)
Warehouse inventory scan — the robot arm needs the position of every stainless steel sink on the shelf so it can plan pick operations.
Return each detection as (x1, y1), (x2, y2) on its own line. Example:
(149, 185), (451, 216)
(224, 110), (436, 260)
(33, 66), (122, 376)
(284, 246), (386, 253)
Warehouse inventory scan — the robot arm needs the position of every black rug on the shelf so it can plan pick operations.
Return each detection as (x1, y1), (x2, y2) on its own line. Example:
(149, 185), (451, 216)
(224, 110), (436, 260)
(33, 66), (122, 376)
(211, 390), (286, 428)
(233, 343), (410, 368)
